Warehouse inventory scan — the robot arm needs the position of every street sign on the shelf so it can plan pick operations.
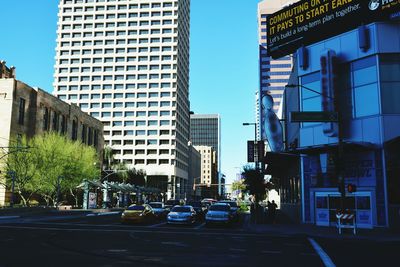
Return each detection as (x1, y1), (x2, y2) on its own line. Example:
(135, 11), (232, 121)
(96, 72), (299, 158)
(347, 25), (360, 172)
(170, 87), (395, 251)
(290, 112), (338, 123)
(247, 140), (255, 163)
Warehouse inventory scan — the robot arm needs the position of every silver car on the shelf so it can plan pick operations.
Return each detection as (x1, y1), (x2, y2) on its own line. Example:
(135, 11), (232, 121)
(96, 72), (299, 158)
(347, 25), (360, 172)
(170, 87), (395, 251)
(167, 205), (196, 225)
(205, 203), (232, 225)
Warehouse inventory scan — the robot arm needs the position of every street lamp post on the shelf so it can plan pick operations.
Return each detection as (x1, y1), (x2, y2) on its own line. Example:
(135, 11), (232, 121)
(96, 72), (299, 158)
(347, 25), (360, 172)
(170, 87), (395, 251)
(286, 83), (345, 210)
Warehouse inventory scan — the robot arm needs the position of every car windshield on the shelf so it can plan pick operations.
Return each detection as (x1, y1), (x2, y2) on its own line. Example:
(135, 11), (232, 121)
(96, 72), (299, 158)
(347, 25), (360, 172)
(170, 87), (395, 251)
(149, 203), (162, 208)
(209, 205), (230, 211)
(171, 206), (190, 212)
(220, 201), (238, 208)
(187, 201), (201, 207)
(127, 206), (145, 211)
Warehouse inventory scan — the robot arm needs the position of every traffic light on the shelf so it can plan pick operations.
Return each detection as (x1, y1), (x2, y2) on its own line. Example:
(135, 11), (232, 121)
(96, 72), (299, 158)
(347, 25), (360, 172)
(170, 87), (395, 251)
(347, 183), (357, 193)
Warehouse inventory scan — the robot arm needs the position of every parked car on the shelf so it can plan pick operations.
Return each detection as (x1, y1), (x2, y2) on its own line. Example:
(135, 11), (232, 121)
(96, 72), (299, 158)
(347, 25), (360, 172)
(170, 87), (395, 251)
(205, 203), (233, 226)
(164, 199), (182, 211)
(167, 205), (196, 225)
(121, 204), (155, 224)
(148, 202), (169, 219)
(186, 200), (207, 219)
(218, 200), (239, 221)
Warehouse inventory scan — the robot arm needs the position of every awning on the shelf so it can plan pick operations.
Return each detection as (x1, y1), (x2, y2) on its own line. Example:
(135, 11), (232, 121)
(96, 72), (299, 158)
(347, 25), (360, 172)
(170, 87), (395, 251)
(264, 152), (299, 177)
(287, 141), (377, 154)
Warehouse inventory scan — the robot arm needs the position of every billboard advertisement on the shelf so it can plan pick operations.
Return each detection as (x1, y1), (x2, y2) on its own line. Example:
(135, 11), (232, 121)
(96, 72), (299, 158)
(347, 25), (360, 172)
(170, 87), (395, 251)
(267, 0), (400, 58)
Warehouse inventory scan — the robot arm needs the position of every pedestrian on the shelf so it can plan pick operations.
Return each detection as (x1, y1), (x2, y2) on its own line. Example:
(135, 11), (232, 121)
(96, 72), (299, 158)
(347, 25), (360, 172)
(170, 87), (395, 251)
(266, 201), (272, 223)
(270, 200), (278, 224)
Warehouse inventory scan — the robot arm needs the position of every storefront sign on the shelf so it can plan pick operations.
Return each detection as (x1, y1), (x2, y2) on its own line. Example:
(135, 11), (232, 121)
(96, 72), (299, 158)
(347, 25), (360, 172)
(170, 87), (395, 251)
(267, 0), (400, 58)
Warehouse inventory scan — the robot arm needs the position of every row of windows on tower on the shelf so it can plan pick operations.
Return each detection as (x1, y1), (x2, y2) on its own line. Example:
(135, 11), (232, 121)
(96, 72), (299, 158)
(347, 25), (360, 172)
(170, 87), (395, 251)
(60, 20), (176, 30)
(60, 37), (175, 47)
(58, 47), (174, 57)
(63, 0), (175, 9)
(62, 11), (175, 18)
(60, 91), (173, 98)
(61, 29), (175, 40)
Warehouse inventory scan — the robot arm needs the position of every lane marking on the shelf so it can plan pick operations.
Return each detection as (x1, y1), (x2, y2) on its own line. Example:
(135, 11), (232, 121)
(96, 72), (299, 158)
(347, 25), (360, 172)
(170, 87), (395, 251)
(194, 223), (206, 230)
(108, 249), (127, 253)
(161, 241), (188, 247)
(148, 222), (167, 228)
(308, 238), (336, 267)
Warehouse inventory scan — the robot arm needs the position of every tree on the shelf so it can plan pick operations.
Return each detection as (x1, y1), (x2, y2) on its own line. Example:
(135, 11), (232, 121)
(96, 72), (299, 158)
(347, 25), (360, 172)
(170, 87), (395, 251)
(241, 165), (267, 203)
(31, 132), (100, 206)
(1, 136), (37, 206)
(231, 179), (246, 200)
(103, 146), (114, 170)
(127, 168), (146, 187)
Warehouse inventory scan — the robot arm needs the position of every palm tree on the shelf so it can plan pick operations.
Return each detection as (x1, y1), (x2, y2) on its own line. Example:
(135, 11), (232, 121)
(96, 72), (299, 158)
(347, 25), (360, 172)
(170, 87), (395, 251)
(103, 146), (114, 170)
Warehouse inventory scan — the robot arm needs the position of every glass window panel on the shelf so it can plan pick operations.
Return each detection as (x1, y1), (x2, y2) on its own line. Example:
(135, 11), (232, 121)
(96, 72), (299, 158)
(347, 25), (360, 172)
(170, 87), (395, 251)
(354, 83), (379, 117)
(353, 66), (377, 87)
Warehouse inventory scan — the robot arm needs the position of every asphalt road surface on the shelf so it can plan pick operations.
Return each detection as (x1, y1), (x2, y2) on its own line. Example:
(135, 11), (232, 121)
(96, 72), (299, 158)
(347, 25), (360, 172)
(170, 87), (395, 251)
(0, 214), (397, 267)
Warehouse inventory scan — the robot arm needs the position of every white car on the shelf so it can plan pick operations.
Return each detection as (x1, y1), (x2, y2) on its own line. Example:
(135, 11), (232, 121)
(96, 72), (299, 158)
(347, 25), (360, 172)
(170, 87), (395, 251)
(205, 203), (232, 226)
(167, 205), (196, 225)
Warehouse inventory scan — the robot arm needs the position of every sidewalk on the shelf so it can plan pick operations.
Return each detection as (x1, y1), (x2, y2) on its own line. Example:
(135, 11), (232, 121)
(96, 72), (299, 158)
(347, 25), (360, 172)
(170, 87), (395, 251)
(244, 210), (400, 242)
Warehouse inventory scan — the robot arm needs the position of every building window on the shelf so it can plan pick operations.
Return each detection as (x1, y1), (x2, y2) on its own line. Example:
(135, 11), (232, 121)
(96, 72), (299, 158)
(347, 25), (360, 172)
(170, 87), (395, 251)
(72, 119), (78, 140)
(18, 98), (26, 125)
(352, 56), (379, 118)
(43, 107), (50, 131)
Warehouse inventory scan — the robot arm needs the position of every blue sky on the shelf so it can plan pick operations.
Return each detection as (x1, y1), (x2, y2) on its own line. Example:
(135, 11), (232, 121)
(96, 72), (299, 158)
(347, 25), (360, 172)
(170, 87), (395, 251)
(0, 0), (260, 185)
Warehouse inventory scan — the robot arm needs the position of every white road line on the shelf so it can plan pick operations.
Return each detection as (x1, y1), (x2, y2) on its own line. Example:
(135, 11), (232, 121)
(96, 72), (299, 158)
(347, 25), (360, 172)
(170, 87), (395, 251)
(194, 223), (206, 230)
(148, 222), (167, 228)
(308, 238), (336, 267)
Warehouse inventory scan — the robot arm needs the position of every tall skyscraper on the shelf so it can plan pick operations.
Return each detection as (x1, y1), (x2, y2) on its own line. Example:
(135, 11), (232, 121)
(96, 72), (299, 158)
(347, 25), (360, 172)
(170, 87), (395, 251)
(190, 113), (221, 195)
(258, 0), (297, 113)
(53, 0), (191, 199)
(257, 0), (298, 148)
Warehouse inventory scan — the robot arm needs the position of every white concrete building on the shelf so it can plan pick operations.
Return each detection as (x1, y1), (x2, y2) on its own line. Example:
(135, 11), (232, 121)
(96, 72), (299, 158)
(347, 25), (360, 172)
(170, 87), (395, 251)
(53, 0), (191, 199)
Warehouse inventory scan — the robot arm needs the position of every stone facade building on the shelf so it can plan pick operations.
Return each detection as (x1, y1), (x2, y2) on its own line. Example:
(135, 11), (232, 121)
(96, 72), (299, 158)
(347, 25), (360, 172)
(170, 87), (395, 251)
(0, 61), (104, 206)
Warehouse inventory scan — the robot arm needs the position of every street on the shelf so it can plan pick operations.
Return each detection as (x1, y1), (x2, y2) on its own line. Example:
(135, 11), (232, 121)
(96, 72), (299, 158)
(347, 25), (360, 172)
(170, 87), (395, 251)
(0, 213), (398, 267)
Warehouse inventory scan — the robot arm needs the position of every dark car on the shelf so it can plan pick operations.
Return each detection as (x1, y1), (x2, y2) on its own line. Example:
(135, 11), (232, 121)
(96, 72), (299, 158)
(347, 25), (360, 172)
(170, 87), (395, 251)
(164, 199), (182, 211)
(186, 200), (207, 219)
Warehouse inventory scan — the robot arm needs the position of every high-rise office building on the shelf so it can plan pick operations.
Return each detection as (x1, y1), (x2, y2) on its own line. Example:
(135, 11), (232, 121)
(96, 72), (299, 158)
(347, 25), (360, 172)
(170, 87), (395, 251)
(258, 0), (297, 113)
(53, 0), (191, 199)
(190, 114), (221, 194)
